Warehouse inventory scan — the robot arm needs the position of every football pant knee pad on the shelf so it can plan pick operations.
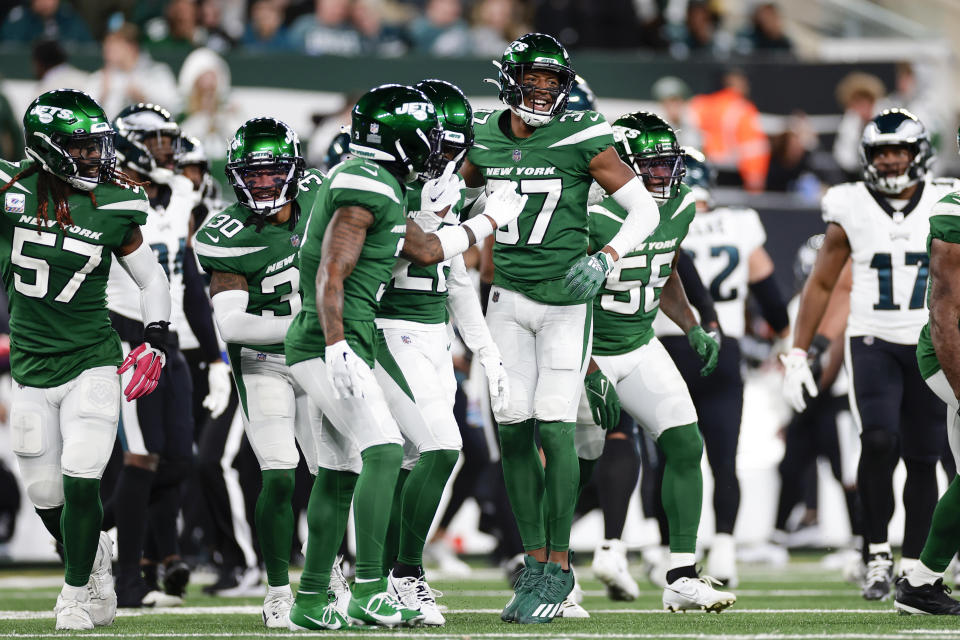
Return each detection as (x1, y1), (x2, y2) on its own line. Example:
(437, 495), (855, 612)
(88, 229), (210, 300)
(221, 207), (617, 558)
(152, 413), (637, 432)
(19, 463), (64, 509)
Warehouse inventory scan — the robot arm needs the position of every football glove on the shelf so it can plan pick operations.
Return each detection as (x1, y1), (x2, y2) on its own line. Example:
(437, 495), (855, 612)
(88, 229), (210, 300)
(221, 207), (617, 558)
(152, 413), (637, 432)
(687, 325), (720, 377)
(780, 347), (818, 413)
(421, 160), (461, 213)
(203, 360), (232, 419)
(564, 251), (614, 300)
(587, 180), (606, 206)
(479, 348), (510, 416)
(481, 181), (527, 230)
(584, 369), (620, 430)
(118, 321), (169, 401)
(326, 339), (367, 399)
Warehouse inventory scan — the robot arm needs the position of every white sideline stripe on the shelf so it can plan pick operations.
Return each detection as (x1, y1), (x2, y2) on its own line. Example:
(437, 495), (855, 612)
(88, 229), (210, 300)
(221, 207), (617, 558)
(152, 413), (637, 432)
(0, 633), (956, 640)
(455, 589), (849, 597)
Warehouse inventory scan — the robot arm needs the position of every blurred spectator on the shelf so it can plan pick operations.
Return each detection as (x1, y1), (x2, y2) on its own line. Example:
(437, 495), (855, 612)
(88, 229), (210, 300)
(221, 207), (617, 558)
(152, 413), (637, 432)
(652, 76), (701, 149)
(0, 79), (23, 161)
(766, 113), (822, 199)
(198, 0), (237, 52)
(178, 47), (243, 160)
(668, 0), (732, 59)
(408, 0), (470, 56)
(290, 0), (364, 56)
(736, 2), (793, 54)
(32, 39), (89, 95)
(469, 0), (526, 58)
(533, 0), (652, 51)
(85, 23), (181, 118)
(144, 0), (205, 51)
(883, 62), (947, 152)
(689, 69), (769, 192)
(0, 0), (92, 44)
(351, 0), (408, 56)
(243, 0), (293, 51)
(832, 71), (885, 178)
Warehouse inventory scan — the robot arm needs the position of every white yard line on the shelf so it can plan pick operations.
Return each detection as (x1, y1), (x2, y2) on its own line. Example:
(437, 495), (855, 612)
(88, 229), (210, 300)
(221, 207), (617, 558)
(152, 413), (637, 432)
(0, 632), (957, 640)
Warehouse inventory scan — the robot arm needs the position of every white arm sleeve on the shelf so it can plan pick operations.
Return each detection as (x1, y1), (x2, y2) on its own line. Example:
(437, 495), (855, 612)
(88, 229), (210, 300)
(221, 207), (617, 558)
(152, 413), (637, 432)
(117, 241), (171, 326)
(211, 289), (293, 345)
(446, 254), (498, 358)
(433, 216), (494, 261)
(605, 177), (660, 259)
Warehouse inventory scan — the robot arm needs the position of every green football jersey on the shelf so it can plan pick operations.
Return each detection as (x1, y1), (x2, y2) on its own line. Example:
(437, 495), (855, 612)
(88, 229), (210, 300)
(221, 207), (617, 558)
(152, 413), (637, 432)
(467, 108), (614, 305)
(194, 168), (322, 356)
(376, 179), (463, 325)
(917, 190), (960, 379)
(0, 159), (148, 387)
(590, 184), (696, 356)
(285, 158), (406, 367)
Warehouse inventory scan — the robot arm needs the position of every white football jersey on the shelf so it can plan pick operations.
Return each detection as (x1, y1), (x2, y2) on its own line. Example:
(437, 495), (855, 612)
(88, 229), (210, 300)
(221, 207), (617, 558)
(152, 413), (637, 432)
(654, 206), (766, 338)
(107, 175), (199, 348)
(823, 178), (960, 345)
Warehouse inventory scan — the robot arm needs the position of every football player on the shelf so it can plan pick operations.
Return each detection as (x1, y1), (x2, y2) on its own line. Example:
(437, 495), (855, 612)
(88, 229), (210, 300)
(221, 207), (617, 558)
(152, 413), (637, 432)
(374, 79), (507, 626)
(194, 117), (321, 627)
(784, 108), (958, 601)
(458, 33), (661, 624)
(1, 89), (170, 629)
(896, 132), (960, 614)
(574, 112), (734, 613)
(283, 83), (526, 630)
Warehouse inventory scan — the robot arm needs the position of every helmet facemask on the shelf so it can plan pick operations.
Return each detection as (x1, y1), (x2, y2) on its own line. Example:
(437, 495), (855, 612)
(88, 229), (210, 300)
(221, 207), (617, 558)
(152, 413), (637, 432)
(495, 61), (573, 128)
(626, 146), (685, 203)
(400, 125), (444, 183)
(115, 117), (182, 184)
(228, 157), (304, 216)
(862, 142), (925, 195)
(29, 130), (117, 192)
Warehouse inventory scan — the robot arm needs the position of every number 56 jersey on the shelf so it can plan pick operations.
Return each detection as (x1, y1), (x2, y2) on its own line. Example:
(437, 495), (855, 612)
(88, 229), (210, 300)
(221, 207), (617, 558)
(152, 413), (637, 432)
(823, 178), (960, 345)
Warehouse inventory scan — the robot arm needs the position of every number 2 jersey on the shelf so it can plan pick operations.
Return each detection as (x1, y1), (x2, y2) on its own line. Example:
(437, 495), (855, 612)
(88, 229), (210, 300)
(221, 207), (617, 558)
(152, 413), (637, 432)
(823, 178), (960, 345)
(590, 184), (696, 355)
(0, 159), (148, 387)
(467, 108), (614, 305)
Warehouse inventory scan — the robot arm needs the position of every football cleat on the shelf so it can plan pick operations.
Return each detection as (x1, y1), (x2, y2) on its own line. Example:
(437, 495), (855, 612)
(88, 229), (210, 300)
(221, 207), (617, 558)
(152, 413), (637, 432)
(555, 581), (589, 618)
(87, 531), (117, 626)
(388, 570), (445, 626)
(862, 552), (894, 601)
(347, 579), (423, 628)
(663, 575), (736, 613)
(263, 585), (294, 628)
(288, 592), (349, 631)
(329, 555), (351, 616)
(894, 577), (960, 615)
(162, 559), (191, 598)
(706, 533), (739, 588)
(515, 561), (574, 624)
(55, 588), (94, 630)
(501, 554), (543, 622)
(592, 538), (639, 601)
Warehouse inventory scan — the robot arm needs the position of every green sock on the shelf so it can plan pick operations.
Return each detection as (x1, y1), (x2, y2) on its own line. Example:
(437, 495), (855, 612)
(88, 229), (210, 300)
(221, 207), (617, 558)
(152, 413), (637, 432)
(382, 468), (410, 575)
(398, 449), (459, 567)
(578, 457), (598, 497)
(36, 506), (64, 543)
(498, 419), (545, 550)
(920, 475), (960, 572)
(256, 468), (296, 587)
(353, 444), (403, 581)
(61, 475), (103, 587)
(539, 421), (579, 552)
(299, 468), (357, 594)
(657, 424), (703, 554)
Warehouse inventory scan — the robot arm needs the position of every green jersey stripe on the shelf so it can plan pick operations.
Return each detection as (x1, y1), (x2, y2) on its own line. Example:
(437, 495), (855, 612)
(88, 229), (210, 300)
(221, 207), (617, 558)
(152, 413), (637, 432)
(547, 122), (614, 148)
(195, 242), (269, 259)
(329, 172), (400, 204)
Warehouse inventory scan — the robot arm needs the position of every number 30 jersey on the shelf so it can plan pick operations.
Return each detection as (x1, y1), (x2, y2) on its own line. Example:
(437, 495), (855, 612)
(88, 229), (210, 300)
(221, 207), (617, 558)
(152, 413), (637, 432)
(822, 178), (960, 345)
(194, 168), (323, 355)
(0, 159), (148, 388)
(654, 205), (766, 339)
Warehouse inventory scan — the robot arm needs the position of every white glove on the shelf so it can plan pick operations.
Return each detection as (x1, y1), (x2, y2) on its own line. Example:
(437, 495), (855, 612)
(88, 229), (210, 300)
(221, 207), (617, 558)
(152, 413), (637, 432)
(479, 348), (510, 415)
(481, 181), (528, 229)
(203, 360), (232, 419)
(779, 347), (818, 412)
(587, 180), (606, 206)
(326, 340), (368, 399)
(421, 160), (461, 213)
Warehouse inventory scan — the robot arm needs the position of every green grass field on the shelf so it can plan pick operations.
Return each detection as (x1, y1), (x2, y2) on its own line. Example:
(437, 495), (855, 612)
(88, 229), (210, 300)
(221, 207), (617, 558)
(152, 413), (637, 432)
(2, 558), (959, 639)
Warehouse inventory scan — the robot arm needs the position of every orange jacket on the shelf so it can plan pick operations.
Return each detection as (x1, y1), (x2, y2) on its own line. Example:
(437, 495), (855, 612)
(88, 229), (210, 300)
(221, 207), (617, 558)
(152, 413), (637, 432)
(689, 87), (770, 192)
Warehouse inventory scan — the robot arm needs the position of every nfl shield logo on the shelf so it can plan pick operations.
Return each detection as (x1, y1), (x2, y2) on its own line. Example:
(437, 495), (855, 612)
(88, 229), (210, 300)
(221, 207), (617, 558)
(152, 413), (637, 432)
(512, 149), (522, 163)
(257, 353), (267, 361)
(401, 335), (412, 344)
(492, 291), (500, 303)
(290, 234), (300, 247)
(370, 123), (379, 134)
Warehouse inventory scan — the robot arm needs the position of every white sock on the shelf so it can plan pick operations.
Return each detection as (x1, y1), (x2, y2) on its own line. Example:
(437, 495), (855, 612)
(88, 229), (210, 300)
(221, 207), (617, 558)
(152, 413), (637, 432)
(907, 561), (944, 587)
(267, 584), (292, 599)
(61, 584), (87, 601)
(899, 557), (919, 575)
(868, 542), (892, 556)
(669, 553), (696, 570)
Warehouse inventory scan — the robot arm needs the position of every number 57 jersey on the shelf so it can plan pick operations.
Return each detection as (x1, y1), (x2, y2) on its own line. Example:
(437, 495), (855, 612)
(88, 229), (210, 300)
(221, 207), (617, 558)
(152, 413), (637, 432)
(823, 178), (960, 345)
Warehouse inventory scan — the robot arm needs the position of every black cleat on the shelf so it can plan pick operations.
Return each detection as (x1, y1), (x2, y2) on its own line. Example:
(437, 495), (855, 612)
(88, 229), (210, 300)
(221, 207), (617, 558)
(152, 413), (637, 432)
(163, 560), (191, 598)
(895, 577), (960, 615)
(862, 552), (894, 601)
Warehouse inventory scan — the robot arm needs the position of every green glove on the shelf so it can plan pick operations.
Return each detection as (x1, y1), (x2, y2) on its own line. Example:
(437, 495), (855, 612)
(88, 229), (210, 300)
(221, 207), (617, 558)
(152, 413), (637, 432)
(564, 251), (614, 300)
(584, 369), (621, 430)
(687, 325), (720, 376)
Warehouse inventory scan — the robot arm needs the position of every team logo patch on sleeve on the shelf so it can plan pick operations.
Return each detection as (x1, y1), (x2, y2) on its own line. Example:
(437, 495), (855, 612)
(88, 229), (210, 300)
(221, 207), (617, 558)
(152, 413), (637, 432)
(5, 192), (25, 214)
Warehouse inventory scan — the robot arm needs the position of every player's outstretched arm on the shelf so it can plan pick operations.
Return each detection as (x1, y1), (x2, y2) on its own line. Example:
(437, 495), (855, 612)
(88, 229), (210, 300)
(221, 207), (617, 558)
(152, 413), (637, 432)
(589, 147), (660, 261)
(929, 237), (960, 400)
(209, 271), (293, 345)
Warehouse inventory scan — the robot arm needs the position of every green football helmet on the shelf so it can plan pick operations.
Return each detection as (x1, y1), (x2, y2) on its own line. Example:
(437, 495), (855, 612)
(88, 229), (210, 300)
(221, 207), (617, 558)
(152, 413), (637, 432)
(414, 79), (473, 176)
(490, 33), (575, 128)
(349, 84), (444, 183)
(612, 111), (685, 202)
(22, 89), (116, 191)
(226, 117), (305, 215)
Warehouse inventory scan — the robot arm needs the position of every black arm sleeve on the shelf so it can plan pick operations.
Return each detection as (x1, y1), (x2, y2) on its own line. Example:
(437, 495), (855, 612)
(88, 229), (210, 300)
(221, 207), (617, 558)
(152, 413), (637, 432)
(677, 251), (719, 328)
(748, 272), (790, 333)
(182, 245), (221, 362)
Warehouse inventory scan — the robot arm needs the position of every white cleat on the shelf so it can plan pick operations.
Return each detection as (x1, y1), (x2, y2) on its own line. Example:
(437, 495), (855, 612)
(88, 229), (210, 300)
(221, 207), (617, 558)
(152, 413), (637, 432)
(388, 570), (445, 626)
(262, 585), (294, 628)
(55, 588), (94, 630)
(555, 596), (590, 618)
(216, 566), (264, 597)
(663, 575), (736, 613)
(706, 533), (739, 589)
(641, 545), (669, 588)
(329, 556), (352, 617)
(87, 532), (117, 626)
(592, 538), (640, 601)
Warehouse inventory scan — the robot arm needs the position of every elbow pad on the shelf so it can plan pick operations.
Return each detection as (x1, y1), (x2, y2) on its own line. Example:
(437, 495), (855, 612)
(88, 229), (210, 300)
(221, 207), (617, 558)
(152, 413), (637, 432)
(606, 177), (660, 259)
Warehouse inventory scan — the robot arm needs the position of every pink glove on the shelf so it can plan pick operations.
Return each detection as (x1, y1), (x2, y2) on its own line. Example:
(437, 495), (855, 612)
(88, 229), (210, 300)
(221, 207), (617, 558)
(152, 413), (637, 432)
(118, 343), (166, 401)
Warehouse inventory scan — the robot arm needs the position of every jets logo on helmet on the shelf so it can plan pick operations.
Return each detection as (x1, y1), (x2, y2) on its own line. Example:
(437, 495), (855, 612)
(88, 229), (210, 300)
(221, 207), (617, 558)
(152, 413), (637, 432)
(226, 117), (305, 218)
(859, 108), (932, 195)
(489, 33), (575, 128)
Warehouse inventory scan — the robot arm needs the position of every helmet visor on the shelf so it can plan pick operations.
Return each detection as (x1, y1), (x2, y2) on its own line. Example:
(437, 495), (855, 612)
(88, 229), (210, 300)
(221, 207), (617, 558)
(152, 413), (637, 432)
(52, 131), (116, 184)
(633, 153), (684, 200)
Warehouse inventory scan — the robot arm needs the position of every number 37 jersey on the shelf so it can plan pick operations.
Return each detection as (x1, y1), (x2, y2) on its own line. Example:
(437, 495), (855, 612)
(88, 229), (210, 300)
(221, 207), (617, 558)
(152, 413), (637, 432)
(823, 179), (960, 345)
